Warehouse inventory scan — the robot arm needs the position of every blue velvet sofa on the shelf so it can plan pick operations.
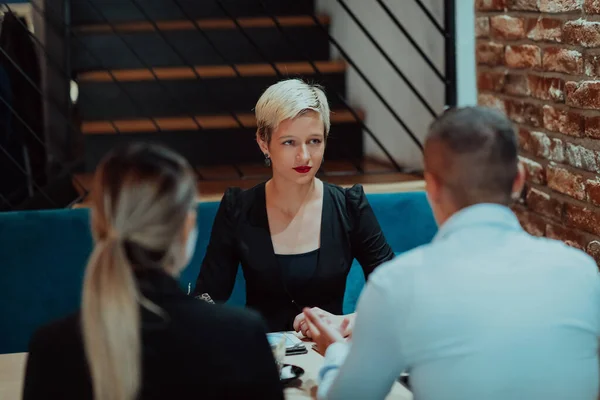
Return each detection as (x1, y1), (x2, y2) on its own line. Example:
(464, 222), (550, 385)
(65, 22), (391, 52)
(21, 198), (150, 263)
(0, 191), (437, 354)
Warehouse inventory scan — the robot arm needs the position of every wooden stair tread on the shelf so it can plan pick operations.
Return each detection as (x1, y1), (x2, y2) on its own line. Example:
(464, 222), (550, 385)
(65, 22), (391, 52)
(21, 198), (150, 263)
(72, 169), (424, 207)
(77, 61), (346, 82)
(74, 15), (330, 34)
(81, 109), (366, 134)
(193, 159), (401, 179)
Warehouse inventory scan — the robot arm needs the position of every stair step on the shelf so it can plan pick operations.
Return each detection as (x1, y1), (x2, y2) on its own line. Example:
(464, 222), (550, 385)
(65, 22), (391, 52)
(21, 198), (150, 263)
(195, 159), (398, 180)
(81, 114), (364, 170)
(74, 15), (330, 34)
(74, 177), (425, 206)
(78, 60), (345, 82)
(72, 158), (424, 206)
(74, 160), (399, 187)
(75, 61), (347, 120)
(71, 15), (331, 70)
(71, 0), (316, 25)
(81, 109), (365, 134)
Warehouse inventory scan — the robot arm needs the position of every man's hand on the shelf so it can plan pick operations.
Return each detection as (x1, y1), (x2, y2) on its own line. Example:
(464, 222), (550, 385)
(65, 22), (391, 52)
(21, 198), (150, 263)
(293, 307), (353, 339)
(302, 308), (348, 354)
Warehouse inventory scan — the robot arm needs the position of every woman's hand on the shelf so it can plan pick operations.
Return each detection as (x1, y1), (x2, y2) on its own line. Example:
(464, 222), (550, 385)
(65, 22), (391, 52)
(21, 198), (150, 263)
(293, 307), (354, 339)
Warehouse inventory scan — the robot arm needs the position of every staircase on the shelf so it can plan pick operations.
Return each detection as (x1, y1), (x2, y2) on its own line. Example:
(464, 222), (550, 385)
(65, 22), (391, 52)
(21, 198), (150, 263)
(58, 0), (428, 205)
(70, 0), (358, 168)
(0, 1), (457, 211)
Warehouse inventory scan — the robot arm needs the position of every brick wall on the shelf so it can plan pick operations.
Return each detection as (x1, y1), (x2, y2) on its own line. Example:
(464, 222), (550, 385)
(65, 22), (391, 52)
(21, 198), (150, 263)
(475, 0), (600, 264)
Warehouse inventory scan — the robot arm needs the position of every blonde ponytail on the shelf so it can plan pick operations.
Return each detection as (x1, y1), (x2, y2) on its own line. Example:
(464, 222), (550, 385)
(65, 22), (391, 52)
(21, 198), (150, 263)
(82, 237), (141, 400)
(81, 143), (197, 399)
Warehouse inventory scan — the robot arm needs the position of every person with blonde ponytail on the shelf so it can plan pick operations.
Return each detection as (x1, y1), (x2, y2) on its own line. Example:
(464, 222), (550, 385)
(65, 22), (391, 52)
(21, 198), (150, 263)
(22, 143), (284, 400)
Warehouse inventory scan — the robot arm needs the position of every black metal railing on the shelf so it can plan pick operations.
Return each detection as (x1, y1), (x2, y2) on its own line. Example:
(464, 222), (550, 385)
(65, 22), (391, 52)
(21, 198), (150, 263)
(0, 3), (88, 211)
(0, 0), (456, 211)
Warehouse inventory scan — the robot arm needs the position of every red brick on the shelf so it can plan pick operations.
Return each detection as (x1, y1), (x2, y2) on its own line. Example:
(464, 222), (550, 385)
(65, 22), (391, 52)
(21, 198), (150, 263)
(518, 127), (532, 152)
(564, 203), (600, 236)
(584, 0), (600, 12)
(539, 0), (584, 12)
(504, 73), (530, 96)
(505, 45), (542, 69)
(519, 156), (546, 184)
(477, 42), (505, 66)
(526, 18), (563, 42)
(527, 130), (565, 161)
(586, 178), (600, 206)
(585, 115), (600, 138)
(514, 207), (547, 236)
(546, 223), (587, 249)
(565, 142), (599, 172)
(543, 48), (583, 74)
(476, 0), (507, 10)
(543, 105), (584, 136)
(508, 0), (539, 9)
(505, 99), (543, 127)
(528, 75), (565, 102)
(585, 240), (600, 265)
(583, 52), (600, 77)
(477, 70), (506, 92)
(491, 16), (527, 40)
(547, 163), (586, 200)
(566, 81), (600, 110)
(549, 137), (566, 162)
(476, 17), (490, 38)
(478, 93), (506, 113)
(563, 20), (600, 48)
(527, 187), (563, 218)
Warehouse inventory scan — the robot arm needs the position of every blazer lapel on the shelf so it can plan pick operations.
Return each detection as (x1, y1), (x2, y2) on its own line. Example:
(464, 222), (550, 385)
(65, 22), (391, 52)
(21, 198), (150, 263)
(311, 182), (344, 281)
(241, 182), (280, 281)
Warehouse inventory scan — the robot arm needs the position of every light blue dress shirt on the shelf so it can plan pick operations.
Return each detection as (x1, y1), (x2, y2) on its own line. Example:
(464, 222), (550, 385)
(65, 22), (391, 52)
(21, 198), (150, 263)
(318, 204), (600, 400)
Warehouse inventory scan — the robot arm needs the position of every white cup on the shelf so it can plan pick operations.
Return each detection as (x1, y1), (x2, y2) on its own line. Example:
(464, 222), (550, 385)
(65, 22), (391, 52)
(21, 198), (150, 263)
(270, 334), (286, 374)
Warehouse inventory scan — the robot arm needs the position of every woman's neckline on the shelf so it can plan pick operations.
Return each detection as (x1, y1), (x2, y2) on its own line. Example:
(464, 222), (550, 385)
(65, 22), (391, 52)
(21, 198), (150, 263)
(264, 178), (322, 214)
(274, 248), (320, 257)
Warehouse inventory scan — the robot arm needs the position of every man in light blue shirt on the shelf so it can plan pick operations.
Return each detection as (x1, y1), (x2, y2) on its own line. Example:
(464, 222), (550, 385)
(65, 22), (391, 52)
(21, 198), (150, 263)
(305, 107), (600, 400)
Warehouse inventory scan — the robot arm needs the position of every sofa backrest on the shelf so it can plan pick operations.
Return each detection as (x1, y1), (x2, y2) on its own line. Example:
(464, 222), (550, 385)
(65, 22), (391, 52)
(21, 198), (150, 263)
(0, 191), (436, 353)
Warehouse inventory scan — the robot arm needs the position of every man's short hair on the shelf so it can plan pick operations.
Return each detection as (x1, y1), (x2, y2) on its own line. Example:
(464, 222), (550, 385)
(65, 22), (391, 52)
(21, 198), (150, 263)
(425, 106), (519, 206)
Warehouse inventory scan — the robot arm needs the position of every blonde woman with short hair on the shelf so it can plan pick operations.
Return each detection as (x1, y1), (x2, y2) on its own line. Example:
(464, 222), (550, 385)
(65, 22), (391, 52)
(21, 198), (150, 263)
(22, 143), (283, 400)
(193, 78), (394, 336)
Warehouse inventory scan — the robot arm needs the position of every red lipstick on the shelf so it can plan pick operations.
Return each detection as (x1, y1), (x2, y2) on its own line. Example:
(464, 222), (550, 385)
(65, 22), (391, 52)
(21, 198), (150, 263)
(293, 166), (312, 174)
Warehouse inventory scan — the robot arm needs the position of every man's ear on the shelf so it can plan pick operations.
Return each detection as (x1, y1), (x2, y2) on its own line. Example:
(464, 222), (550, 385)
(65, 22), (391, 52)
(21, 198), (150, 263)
(512, 161), (526, 200)
(424, 171), (442, 205)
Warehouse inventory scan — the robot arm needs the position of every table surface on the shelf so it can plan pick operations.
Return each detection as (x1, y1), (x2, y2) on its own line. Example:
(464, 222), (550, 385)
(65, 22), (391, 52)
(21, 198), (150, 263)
(0, 346), (412, 400)
(0, 352), (26, 400)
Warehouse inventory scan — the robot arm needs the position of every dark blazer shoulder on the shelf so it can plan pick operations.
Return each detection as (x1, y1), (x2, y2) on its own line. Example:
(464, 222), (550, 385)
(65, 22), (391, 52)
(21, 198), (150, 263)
(323, 181), (344, 197)
(323, 181), (364, 200)
(29, 313), (81, 354)
(220, 186), (242, 211)
(221, 182), (266, 215)
(323, 182), (366, 217)
(23, 312), (91, 400)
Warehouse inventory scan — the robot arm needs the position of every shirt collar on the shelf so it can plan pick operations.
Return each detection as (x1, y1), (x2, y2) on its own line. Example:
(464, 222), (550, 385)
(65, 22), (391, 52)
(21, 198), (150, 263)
(135, 268), (186, 299)
(433, 203), (523, 242)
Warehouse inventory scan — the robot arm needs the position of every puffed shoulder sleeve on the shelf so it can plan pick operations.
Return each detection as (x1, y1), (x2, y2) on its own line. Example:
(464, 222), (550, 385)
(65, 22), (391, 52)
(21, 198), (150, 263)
(345, 184), (395, 278)
(193, 187), (242, 302)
